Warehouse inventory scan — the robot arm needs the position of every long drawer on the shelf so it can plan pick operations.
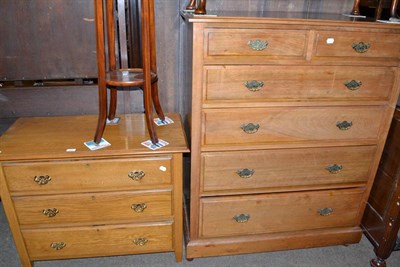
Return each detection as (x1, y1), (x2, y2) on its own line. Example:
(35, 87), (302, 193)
(203, 106), (385, 146)
(13, 190), (172, 226)
(2, 157), (172, 195)
(23, 222), (173, 260)
(201, 146), (376, 194)
(199, 188), (364, 238)
(204, 66), (394, 103)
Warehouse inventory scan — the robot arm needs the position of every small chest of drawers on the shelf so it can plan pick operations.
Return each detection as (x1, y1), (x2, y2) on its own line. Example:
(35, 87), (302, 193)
(0, 114), (188, 267)
(181, 13), (400, 259)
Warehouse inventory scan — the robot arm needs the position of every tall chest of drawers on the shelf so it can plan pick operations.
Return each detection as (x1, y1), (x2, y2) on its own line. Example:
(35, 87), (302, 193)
(181, 12), (400, 259)
(0, 114), (189, 266)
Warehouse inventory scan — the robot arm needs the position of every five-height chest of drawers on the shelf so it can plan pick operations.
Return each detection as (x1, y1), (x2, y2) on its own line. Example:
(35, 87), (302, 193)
(181, 12), (400, 259)
(0, 113), (189, 267)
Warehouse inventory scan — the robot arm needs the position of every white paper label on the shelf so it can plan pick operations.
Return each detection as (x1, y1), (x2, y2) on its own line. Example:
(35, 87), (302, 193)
(326, 38), (335, 44)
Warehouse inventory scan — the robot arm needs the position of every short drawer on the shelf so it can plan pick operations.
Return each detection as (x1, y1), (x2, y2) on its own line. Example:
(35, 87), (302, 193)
(314, 31), (400, 63)
(23, 222), (173, 260)
(14, 190), (172, 226)
(2, 157), (172, 195)
(204, 66), (394, 103)
(199, 188), (364, 238)
(204, 28), (308, 63)
(203, 106), (385, 146)
(201, 146), (376, 194)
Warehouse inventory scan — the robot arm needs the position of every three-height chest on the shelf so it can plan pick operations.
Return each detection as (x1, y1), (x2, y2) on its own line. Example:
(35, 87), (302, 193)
(0, 113), (189, 266)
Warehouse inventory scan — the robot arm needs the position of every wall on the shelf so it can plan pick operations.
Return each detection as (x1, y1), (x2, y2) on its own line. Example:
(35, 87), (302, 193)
(0, 0), (354, 134)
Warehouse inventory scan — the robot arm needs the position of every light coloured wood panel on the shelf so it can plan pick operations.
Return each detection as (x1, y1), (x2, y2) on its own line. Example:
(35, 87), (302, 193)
(204, 66), (394, 103)
(199, 188), (364, 238)
(186, 227), (362, 258)
(314, 31), (400, 65)
(0, 113), (189, 161)
(203, 106), (386, 146)
(201, 146), (376, 194)
(23, 222), (173, 260)
(14, 190), (172, 226)
(3, 157), (172, 195)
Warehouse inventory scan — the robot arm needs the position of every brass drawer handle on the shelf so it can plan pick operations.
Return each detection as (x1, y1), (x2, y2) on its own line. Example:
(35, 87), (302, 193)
(128, 170), (145, 181)
(241, 123), (260, 134)
(133, 237), (148, 246)
(236, 168), (255, 179)
(326, 164), (343, 174)
(131, 203), (147, 213)
(248, 40), (268, 51)
(336, 121), (352, 131)
(43, 208), (59, 217)
(352, 42), (370, 53)
(50, 242), (66, 250)
(233, 214), (250, 223)
(318, 207), (333, 216)
(34, 175), (52, 185)
(244, 80), (264, 92)
(344, 80), (362, 91)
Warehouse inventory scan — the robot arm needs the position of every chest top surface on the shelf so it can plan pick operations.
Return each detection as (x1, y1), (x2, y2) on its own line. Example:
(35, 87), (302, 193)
(0, 113), (189, 161)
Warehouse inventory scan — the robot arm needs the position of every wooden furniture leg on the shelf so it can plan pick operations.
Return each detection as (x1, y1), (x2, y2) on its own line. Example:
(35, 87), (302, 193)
(151, 83), (165, 121)
(93, 0), (163, 145)
(142, 0), (158, 144)
(93, 0), (108, 144)
(194, 0), (206, 14)
(370, 257), (387, 267)
(391, 0), (399, 17)
(149, 0), (165, 121)
(186, 0), (197, 10)
(351, 0), (362, 15)
(108, 88), (117, 120)
(105, 0), (117, 121)
(375, 0), (385, 20)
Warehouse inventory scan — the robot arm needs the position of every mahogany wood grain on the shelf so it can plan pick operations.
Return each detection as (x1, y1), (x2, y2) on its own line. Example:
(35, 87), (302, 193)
(93, 0), (165, 144)
(362, 108), (400, 267)
(194, 0), (206, 14)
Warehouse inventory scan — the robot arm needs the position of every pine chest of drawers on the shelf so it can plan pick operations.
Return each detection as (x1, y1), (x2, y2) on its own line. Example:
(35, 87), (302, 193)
(0, 114), (189, 267)
(181, 12), (400, 259)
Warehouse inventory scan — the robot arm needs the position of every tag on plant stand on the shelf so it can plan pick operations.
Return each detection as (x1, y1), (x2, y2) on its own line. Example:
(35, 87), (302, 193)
(84, 138), (111, 150)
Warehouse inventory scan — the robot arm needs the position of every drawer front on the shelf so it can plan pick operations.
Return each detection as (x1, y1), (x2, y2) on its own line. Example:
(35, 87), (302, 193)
(23, 222), (173, 260)
(201, 146), (376, 194)
(204, 28), (308, 63)
(3, 157), (172, 195)
(200, 188), (364, 238)
(314, 31), (400, 62)
(203, 106), (385, 146)
(14, 191), (172, 226)
(204, 66), (394, 102)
